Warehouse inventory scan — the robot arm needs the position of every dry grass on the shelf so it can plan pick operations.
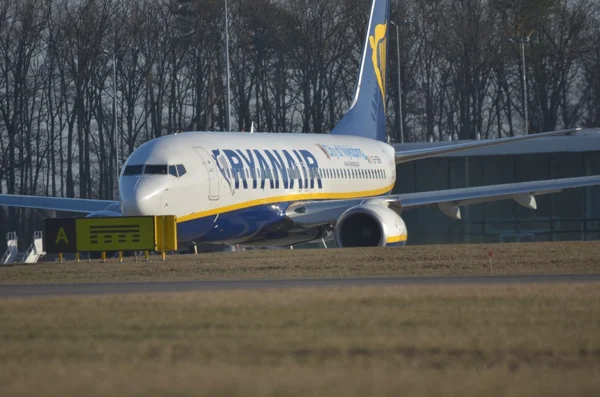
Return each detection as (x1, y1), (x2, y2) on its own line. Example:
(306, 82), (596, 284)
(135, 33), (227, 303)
(1, 241), (600, 284)
(0, 284), (599, 396)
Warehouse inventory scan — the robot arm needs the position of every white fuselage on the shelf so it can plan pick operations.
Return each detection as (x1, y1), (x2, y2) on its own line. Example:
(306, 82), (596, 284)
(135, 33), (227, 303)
(119, 132), (396, 244)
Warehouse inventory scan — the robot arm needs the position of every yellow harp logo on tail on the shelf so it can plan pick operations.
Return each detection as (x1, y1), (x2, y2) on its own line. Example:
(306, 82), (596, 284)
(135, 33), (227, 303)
(369, 22), (387, 111)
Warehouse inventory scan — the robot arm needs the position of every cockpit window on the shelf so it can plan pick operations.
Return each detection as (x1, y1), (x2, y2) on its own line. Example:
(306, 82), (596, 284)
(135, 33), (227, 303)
(125, 163), (185, 177)
(123, 165), (144, 176)
(144, 164), (168, 175)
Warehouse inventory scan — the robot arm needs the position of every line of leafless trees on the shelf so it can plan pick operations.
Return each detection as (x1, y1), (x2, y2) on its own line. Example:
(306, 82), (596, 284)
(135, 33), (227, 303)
(1, 0), (599, 244)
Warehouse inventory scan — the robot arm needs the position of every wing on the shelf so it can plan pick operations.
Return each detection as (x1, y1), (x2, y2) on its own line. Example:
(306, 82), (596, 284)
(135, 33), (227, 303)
(0, 194), (118, 214)
(395, 128), (580, 164)
(285, 175), (600, 227)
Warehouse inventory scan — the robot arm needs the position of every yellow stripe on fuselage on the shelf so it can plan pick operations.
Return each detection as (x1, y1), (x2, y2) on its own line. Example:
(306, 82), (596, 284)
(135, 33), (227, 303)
(386, 234), (407, 243)
(177, 183), (395, 223)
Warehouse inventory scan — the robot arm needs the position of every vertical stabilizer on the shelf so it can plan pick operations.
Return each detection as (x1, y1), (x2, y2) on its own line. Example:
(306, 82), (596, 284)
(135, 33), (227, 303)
(331, 0), (390, 142)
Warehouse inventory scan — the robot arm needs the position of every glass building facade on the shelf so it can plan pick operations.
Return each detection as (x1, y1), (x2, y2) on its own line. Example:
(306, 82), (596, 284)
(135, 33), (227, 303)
(394, 133), (600, 244)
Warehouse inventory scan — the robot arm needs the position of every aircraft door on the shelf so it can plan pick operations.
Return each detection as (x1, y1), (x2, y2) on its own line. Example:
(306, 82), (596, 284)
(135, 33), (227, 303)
(193, 147), (220, 201)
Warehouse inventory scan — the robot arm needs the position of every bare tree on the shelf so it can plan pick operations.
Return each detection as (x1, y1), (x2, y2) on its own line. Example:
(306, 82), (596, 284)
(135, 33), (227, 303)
(528, 0), (589, 132)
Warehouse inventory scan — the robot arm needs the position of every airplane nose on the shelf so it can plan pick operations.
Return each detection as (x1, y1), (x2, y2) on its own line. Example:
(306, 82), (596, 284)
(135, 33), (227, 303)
(120, 178), (162, 216)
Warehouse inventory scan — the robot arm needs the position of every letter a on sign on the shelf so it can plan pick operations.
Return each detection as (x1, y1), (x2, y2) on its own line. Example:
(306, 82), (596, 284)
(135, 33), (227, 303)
(44, 218), (77, 254)
(55, 227), (69, 244)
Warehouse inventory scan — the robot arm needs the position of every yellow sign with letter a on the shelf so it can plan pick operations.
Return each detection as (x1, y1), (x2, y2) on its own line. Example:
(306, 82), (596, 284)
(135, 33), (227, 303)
(44, 216), (177, 253)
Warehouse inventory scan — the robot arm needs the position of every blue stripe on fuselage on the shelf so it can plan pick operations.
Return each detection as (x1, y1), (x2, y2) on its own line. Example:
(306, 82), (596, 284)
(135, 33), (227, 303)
(177, 202), (289, 243)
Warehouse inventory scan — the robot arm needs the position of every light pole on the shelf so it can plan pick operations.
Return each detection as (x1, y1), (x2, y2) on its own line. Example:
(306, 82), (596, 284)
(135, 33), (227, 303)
(113, 51), (120, 188)
(105, 49), (119, 200)
(224, 0), (232, 132)
(391, 21), (404, 143)
(510, 31), (533, 134)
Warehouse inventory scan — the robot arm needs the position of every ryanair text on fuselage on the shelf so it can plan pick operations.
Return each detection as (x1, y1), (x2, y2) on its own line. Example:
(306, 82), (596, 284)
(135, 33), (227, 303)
(211, 145), (368, 191)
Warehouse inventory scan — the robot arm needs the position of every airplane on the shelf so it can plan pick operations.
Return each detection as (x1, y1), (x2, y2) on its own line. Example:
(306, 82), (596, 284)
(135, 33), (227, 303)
(1, 0), (599, 249)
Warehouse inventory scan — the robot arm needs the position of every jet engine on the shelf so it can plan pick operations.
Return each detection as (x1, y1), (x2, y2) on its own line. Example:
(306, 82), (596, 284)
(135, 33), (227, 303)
(334, 204), (407, 247)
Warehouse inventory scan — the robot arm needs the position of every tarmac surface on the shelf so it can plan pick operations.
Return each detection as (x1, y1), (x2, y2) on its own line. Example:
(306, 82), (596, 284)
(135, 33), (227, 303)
(1, 274), (600, 297)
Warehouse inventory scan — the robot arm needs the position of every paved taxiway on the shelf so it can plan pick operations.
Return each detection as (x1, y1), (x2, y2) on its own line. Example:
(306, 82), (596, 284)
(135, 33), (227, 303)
(1, 274), (599, 297)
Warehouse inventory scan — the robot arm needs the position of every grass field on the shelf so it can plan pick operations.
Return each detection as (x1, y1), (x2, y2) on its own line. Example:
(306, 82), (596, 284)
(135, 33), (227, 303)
(0, 284), (599, 396)
(1, 241), (600, 284)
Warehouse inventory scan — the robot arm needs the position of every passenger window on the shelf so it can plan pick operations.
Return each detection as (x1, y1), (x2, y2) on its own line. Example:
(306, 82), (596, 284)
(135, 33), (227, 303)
(169, 165), (178, 177)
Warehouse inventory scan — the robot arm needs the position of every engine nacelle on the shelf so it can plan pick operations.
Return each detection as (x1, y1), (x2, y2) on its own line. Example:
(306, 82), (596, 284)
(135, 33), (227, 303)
(334, 204), (407, 247)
